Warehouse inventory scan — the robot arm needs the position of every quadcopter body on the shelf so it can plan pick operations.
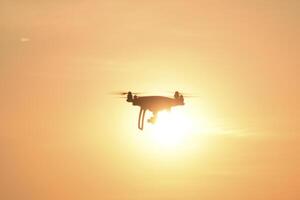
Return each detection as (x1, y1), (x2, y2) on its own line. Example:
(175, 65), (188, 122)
(125, 91), (185, 130)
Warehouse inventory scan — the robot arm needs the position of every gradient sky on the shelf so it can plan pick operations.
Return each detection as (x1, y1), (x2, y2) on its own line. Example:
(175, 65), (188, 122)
(1, 0), (300, 199)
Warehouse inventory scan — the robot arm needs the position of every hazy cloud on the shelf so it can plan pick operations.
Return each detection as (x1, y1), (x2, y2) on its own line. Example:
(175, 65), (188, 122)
(20, 37), (30, 42)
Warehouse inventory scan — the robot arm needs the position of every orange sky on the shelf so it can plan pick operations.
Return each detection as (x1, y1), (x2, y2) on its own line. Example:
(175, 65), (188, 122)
(1, 0), (300, 199)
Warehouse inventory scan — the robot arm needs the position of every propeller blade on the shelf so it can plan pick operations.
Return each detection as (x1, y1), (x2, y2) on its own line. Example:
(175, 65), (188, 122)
(131, 92), (143, 95)
(181, 92), (196, 95)
(165, 91), (200, 97)
(109, 91), (128, 95)
(183, 95), (200, 98)
(109, 91), (143, 96)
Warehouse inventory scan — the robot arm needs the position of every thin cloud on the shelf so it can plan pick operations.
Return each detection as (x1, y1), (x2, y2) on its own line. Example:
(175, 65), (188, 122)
(20, 37), (30, 42)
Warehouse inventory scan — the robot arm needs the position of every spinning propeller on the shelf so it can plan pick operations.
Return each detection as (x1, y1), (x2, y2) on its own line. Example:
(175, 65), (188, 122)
(110, 91), (143, 98)
(109, 91), (198, 98)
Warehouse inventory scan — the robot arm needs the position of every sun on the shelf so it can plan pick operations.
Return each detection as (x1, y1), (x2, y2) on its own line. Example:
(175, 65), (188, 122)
(146, 108), (193, 150)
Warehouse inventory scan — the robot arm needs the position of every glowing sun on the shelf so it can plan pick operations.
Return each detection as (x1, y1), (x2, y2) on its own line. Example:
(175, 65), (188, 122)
(147, 108), (193, 149)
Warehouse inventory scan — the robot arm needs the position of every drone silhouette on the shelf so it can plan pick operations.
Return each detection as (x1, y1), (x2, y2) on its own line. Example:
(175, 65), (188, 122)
(114, 91), (187, 130)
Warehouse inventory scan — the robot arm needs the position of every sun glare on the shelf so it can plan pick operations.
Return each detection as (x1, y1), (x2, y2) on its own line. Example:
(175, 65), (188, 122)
(146, 108), (193, 150)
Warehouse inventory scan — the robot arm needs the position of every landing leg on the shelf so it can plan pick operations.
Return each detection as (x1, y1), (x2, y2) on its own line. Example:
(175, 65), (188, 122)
(138, 108), (146, 130)
(138, 108), (142, 130)
(141, 109), (146, 130)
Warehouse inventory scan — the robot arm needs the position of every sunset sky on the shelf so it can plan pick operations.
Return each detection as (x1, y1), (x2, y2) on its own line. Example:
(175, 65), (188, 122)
(1, 0), (300, 199)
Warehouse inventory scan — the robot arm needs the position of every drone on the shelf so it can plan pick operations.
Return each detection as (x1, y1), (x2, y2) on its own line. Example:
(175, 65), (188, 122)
(113, 91), (187, 130)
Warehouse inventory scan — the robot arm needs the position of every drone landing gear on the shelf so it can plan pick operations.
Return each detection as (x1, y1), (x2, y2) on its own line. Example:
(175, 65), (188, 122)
(138, 109), (158, 130)
(138, 108), (146, 130)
